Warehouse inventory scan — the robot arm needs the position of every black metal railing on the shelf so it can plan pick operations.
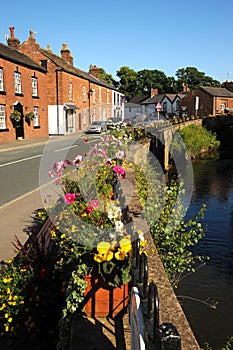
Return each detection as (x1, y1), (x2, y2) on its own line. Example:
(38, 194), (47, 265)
(130, 238), (181, 350)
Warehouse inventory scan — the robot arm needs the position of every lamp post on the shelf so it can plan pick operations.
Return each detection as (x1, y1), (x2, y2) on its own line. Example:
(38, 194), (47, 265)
(88, 86), (93, 124)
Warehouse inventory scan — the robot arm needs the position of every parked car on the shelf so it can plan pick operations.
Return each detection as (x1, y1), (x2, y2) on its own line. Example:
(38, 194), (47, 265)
(106, 117), (122, 129)
(86, 121), (107, 134)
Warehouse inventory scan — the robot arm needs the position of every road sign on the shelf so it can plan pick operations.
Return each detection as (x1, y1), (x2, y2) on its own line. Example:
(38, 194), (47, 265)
(155, 102), (162, 111)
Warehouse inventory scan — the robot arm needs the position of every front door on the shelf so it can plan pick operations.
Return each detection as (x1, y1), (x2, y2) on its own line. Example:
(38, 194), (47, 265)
(14, 103), (24, 140)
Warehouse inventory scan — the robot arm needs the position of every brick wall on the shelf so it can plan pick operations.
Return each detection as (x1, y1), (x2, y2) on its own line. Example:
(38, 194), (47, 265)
(0, 58), (48, 144)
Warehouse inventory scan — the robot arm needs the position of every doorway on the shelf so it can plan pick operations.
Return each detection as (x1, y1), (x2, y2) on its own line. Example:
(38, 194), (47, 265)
(14, 102), (24, 140)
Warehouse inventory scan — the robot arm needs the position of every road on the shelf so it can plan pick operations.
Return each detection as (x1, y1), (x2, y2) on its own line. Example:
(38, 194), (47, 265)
(0, 133), (102, 261)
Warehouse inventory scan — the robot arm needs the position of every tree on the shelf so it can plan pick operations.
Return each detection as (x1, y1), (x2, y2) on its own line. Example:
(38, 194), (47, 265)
(99, 68), (118, 88)
(116, 66), (138, 101)
(176, 67), (220, 91)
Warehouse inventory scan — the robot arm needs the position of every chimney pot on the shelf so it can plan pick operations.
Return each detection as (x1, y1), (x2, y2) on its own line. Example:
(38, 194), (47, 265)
(9, 26), (14, 38)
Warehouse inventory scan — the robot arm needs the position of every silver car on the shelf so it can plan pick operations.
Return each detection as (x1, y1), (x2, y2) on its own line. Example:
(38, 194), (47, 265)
(86, 121), (107, 134)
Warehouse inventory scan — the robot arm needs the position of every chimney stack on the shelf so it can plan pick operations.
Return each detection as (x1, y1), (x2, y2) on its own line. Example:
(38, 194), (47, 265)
(7, 26), (20, 50)
(89, 64), (99, 79)
(60, 43), (73, 65)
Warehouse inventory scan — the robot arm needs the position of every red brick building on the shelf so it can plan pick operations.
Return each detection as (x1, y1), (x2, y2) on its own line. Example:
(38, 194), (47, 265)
(180, 86), (233, 118)
(21, 30), (117, 135)
(0, 27), (48, 144)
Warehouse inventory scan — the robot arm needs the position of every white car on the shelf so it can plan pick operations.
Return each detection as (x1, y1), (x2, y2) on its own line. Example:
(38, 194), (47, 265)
(86, 121), (107, 134)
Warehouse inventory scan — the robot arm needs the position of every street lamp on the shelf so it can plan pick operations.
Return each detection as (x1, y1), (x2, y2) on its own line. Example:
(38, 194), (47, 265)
(88, 87), (93, 124)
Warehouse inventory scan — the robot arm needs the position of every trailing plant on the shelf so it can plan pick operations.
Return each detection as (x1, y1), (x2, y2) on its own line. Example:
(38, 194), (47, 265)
(134, 161), (207, 287)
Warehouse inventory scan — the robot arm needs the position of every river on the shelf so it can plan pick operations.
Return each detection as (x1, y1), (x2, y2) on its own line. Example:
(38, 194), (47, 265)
(176, 133), (233, 349)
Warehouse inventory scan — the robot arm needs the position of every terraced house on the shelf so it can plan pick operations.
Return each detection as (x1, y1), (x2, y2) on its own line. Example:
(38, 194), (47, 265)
(0, 27), (48, 144)
(20, 29), (124, 135)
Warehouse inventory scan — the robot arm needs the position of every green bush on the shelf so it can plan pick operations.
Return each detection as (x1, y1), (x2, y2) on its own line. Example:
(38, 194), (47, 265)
(172, 124), (220, 158)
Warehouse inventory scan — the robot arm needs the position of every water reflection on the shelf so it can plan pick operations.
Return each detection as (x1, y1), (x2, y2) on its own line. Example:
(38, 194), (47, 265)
(176, 156), (233, 349)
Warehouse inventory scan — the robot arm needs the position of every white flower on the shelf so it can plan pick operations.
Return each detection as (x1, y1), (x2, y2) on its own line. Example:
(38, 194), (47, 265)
(115, 220), (124, 232)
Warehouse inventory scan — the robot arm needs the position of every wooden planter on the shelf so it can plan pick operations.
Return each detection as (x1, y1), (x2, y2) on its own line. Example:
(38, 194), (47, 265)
(84, 275), (128, 318)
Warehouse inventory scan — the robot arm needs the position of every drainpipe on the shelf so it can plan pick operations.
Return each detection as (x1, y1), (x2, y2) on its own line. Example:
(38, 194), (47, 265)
(56, 68), (60, 134)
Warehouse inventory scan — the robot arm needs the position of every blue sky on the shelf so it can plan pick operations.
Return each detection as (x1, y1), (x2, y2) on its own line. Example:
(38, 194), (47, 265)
(1, 0), (233, 83)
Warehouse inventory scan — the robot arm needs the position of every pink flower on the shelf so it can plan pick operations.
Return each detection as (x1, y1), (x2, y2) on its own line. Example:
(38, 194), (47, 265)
(113, 165), (125, 176)
(64, 193), (76, 204)
(85, 206), (94, 214)
(90, 199), (99, 208)
(72, 155), (83, 166)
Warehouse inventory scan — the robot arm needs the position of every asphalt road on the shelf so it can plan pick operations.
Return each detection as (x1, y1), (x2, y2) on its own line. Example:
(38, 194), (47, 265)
(0, 133), (101, 206)
(0, 133), (102, 261)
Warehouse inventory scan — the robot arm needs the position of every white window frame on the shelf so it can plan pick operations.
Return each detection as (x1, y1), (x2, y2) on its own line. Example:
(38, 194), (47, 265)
(68, 82), (73, 101)
(82, 86), (86, 102)
(92, 88), (96, 104)
(83, 109), (86, 125)
(0, 105), (6, 129)
(0, 68), (4, 91)
(14, 72), (22, 94)
(31, 77), (38, 97)
(33, 107), (39, 127)
(99, 87), (102, 104)
(107, 89), (110, 104)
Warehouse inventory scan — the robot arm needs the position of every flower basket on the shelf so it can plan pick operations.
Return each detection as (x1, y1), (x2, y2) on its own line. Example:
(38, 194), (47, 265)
(84, 275), (128, 318)
(25, 111), (35, 121)
(10, 110), (21, 122)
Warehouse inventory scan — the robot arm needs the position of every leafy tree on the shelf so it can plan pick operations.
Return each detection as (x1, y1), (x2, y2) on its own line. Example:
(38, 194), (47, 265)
(116, 66), (138, 101)
(117, 67), (178, 100)
(99, 68), (119, 88)
(176, 67), (220, 91)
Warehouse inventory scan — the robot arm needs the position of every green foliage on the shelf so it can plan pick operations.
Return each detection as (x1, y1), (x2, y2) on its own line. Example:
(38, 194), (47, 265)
(175, 67), (220, 91)
(115, 65), (220, 100)
(201, 336), (233, 350)
(172, 124), (220, 158)
(98, 67), (118, 87)
(134, 161), (207, 287)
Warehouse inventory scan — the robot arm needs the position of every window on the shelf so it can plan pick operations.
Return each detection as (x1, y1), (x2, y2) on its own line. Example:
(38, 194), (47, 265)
(40, 60), (47, 70)
(163, 102), (167, 111)
(33, 107), (39, 127)
(0, 105), (6, 129)
(92, 89), (96, 104)
(14, 72), (22, 94)
(92, 108), (96, 121)
(0, 68), (4, 91)
(220, 103), (226, 110)
(68, 82), (73, 101)
(82, 86), (86, 102)
(99, 87), (102, 104)
(176, 100), (180, 111)
(107, 89), (110, 104)
(31, 77), (38, 97)
(83, 109), (86, 125)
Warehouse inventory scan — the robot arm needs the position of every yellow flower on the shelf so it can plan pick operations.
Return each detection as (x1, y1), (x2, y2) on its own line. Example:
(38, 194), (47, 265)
(119, 238), (132, 254)
(0, 304), (6, 311)
(8, 318), (12, 323)
(4, 313), (8, 318)
(96, 242), (111, 254)
(94, 250), (113, 263)
(3, 277), (12, 283)
(115, 249), (126, 261)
